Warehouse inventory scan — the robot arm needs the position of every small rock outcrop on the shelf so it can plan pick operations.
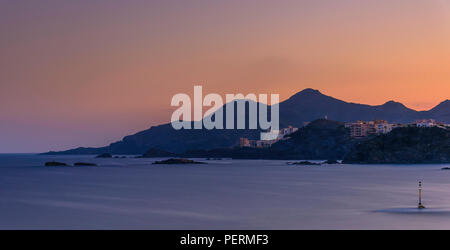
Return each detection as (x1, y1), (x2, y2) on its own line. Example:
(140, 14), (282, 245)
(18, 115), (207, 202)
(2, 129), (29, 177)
(45, 161), (68, 166)
(152, 158), (206, 165)
(287, 161), (321, 166)
(74, 162), (97, 166)
(95, 153), (112, 158)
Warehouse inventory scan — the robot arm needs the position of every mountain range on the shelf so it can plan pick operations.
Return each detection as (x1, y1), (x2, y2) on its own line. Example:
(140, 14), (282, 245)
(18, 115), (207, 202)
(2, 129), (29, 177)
(44, 88), (450, 155)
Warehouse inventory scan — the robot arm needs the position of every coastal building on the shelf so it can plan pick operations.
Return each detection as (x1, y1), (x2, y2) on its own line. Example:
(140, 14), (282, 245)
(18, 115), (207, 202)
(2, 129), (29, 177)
(256, 139), (277, 148)
(412, 119), (450, 129)
(279, 126), (299, 138)
(345, 121), (375, 138)
(239, 137), (278, 148)
(239, 138), (250, 147)
(414, 119), (439, 128)
(374, 121), (397, 134)
(239, 125), (299, 148)
(345, 120), (399, 138)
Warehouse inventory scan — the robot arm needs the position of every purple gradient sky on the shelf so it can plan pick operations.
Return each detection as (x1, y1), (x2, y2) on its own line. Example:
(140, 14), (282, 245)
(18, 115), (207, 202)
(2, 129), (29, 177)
(1, 0), (450, 153)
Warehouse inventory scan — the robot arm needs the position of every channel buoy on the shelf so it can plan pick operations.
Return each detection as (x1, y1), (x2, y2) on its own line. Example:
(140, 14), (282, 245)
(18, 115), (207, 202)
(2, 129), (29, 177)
(418, 181), (426, 209)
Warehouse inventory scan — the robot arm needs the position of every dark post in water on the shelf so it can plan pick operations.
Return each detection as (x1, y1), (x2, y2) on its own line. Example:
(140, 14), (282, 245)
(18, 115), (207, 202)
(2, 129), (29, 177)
(418, 181), (425, 209)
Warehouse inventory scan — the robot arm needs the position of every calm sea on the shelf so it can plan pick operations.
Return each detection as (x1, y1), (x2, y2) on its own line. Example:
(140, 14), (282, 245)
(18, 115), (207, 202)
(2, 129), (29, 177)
(1, 154), (450, 229)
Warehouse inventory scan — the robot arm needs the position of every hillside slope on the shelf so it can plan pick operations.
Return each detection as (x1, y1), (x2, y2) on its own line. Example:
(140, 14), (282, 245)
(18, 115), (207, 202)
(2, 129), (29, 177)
(343, 127), (450, 164)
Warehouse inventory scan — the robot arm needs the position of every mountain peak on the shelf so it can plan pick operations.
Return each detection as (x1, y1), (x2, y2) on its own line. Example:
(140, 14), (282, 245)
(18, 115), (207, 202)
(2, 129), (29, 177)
(382, 100), (404, 107)
(430, 99), (450, 113)
(284, 88), (345, 109)
(298, 88), (322, 95)
(377, 100), (413, 112)
(288, 88), (325, 100)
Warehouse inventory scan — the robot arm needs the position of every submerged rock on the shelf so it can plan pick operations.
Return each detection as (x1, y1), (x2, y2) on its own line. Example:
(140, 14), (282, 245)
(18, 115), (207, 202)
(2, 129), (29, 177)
(287, 161), (321, 166)
(74, 162), (97, 166)
(95, 153), (112, 158)
(45, 161), (68, 166)
(324, 159), (339, 164)
(206, 158), (223, 160)
(152, 158), (206, 165)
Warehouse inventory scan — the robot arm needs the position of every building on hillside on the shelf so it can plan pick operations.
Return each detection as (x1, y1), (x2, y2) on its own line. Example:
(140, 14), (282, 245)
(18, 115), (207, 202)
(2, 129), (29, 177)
(345, 121), (374, 138)
(279, 126), (299, 138)
(374, 121), (395, 134)
(256, 139), (277, 148)
(239, 125), (299, 148)
(345, 120), (400, 138)
(239, 137), (278, 148)
(414, 119), (439, 128)
(239, 137), (250, 147)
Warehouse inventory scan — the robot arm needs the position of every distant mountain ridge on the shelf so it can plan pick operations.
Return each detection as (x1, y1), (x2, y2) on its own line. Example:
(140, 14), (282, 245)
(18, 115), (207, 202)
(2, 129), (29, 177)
(279, 89), (432, 126)
(44, 89), (449, 155)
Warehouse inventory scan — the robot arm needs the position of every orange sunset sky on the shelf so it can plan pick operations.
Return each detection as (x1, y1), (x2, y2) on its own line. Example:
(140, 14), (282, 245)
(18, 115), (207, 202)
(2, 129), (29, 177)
(1, 0), (450, 152)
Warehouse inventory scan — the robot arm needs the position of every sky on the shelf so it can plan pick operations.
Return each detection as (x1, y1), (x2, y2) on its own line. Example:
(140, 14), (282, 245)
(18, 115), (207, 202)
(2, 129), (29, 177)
(1, 0), (450, 153)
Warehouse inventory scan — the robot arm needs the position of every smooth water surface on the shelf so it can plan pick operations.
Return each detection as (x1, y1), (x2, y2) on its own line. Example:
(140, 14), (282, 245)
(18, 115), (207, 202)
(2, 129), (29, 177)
(1, 154), (450, 229)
